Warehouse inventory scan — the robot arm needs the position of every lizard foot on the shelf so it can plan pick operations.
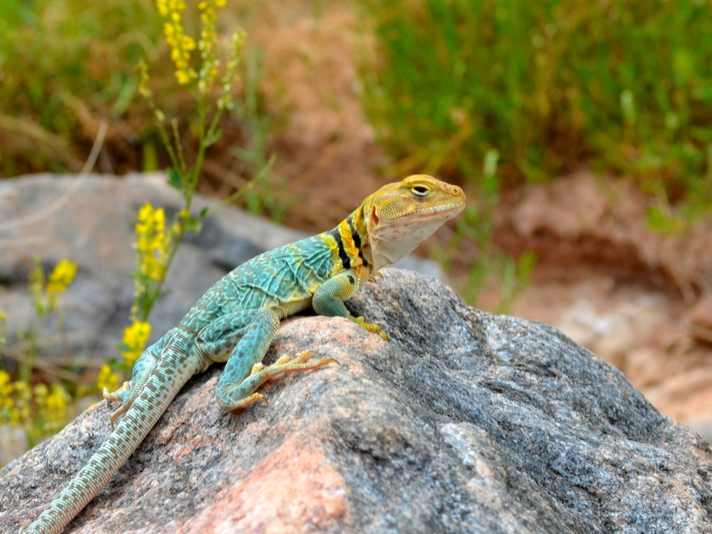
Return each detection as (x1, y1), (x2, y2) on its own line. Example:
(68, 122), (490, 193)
(229, 392), (268, 410)
(103, 382), (134, 426)
(218, 351), (338, 412)
(260, 350), (339, 380)
(102, 381), (130, 402)
(352, 316), (389, 341)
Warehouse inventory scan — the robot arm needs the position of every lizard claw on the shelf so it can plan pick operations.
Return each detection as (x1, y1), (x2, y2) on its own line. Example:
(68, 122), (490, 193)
(352, 316), (389, 341)
(368, 272), (384, 283)
(231, 392), (268, 410)
(103, 381), (130, 401)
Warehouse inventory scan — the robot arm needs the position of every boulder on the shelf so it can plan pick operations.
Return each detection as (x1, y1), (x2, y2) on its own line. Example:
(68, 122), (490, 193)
(1, 270), (710, 534)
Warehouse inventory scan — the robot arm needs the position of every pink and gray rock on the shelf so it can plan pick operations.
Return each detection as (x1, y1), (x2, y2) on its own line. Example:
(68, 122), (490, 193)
(2, 270), (711, 533)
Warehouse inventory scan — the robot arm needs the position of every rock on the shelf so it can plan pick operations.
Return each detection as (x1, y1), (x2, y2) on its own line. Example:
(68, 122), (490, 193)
(1, 270), (711, 534)
(688, 417), (712, 445)
(0, 174), (445, 365)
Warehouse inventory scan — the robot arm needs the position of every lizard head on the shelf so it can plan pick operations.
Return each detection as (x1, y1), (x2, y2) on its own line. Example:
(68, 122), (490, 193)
(362, 174), (466, 272)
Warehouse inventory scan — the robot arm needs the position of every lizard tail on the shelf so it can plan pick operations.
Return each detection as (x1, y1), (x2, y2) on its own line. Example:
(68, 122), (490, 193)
(24, 334), (199, 534)
(22, 386), (175, 534)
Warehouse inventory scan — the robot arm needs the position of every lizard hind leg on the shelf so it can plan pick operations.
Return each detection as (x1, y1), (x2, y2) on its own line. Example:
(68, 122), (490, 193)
(200, 309), (337, 411)
(223, 351), (338, 410)
(102, 334), (166, 425)
(103, 381), (132, 425)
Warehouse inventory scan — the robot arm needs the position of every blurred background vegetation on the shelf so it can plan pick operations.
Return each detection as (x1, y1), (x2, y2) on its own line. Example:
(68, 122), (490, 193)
(2, 0), (711, 333)
(3, 0), (712, 214)
(1, 0), (162, 175)
(361, 0), (712, 211)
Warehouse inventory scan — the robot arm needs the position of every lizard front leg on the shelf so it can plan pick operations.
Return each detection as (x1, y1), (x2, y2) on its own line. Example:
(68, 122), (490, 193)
(196, 309), (335, 411)
(313, 270), (389, 340)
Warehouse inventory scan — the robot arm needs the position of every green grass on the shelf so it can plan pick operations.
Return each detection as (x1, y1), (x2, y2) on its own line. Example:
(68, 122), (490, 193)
(0, 0), (164, 175)
(360, 0), (712, 210)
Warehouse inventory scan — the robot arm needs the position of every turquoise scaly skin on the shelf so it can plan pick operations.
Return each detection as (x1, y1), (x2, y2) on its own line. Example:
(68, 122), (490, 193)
(24, 175), (466, 533)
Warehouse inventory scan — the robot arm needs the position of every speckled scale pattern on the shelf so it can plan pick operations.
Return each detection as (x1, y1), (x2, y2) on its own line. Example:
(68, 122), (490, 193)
(219, 234), (338, 317)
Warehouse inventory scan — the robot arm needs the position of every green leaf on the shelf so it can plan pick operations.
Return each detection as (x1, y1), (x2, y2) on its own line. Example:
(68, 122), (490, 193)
(167, 168), (183, 191)
(204, 129), (223, 148)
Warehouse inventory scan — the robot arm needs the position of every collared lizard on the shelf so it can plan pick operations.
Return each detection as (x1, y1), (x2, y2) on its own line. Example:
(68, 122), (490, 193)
(24, 174), (465, 534)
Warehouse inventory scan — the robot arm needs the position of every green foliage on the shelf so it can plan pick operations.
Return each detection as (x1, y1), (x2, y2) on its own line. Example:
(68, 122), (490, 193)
(0, 0), (163, 174)
(434, 148), (536, 311)
(230, 48), (286, 221)
(360, 0), (712, 209)
(0, 260), (78, 457)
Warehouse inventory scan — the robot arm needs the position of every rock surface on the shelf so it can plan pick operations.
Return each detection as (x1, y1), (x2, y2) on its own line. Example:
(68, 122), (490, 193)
(2, 270), (711, 534)
(491, 169), (712, 429)
(0, 173), (442, 366)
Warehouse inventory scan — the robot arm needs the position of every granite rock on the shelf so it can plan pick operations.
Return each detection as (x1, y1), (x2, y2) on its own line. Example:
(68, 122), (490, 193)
(2, 270), (711, 534)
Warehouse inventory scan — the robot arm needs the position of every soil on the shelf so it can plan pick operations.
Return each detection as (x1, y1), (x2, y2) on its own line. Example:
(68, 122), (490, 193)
(241, 1), (712, 429)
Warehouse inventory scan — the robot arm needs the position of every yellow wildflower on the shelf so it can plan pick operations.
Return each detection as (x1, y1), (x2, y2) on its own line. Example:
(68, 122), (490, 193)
(33, 383), (49, 398)
(122, 321), (152, 365)
(135, 203), (169, 281)
(0, 370), (13, 411)
(157, 0), (197, 86)
(197, 0), (220, 95)
(46, 385), (69, 412)
(97, 364), (120, 393)
(156, 0), (169, 16)
(217, 29), (247, 111)
(10, 380), (31, 425)
(137, 203), (165, 234)
(47, 259), (77, 304)
(47, 259), (77, 293)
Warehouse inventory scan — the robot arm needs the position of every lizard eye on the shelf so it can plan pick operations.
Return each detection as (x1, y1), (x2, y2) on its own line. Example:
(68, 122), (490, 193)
(411, 185), (430, 198)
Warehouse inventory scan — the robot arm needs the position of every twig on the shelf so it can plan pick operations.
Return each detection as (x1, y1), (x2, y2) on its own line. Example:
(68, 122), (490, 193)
(0, 237), (47, 251)
(2, 326), (97, 353)
(0, 347), (83, 383)
(0, 120), (108, 231)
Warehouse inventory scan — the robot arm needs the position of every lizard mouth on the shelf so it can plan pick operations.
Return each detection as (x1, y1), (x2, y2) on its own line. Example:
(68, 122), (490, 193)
(397, 201), (466, 221)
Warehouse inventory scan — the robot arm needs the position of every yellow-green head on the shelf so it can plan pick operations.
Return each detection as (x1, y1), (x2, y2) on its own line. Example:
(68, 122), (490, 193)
(361, 175), (466, 272)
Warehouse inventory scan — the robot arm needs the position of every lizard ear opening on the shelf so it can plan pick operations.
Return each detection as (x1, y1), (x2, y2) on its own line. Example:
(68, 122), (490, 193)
(369, 209), (380, 226)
